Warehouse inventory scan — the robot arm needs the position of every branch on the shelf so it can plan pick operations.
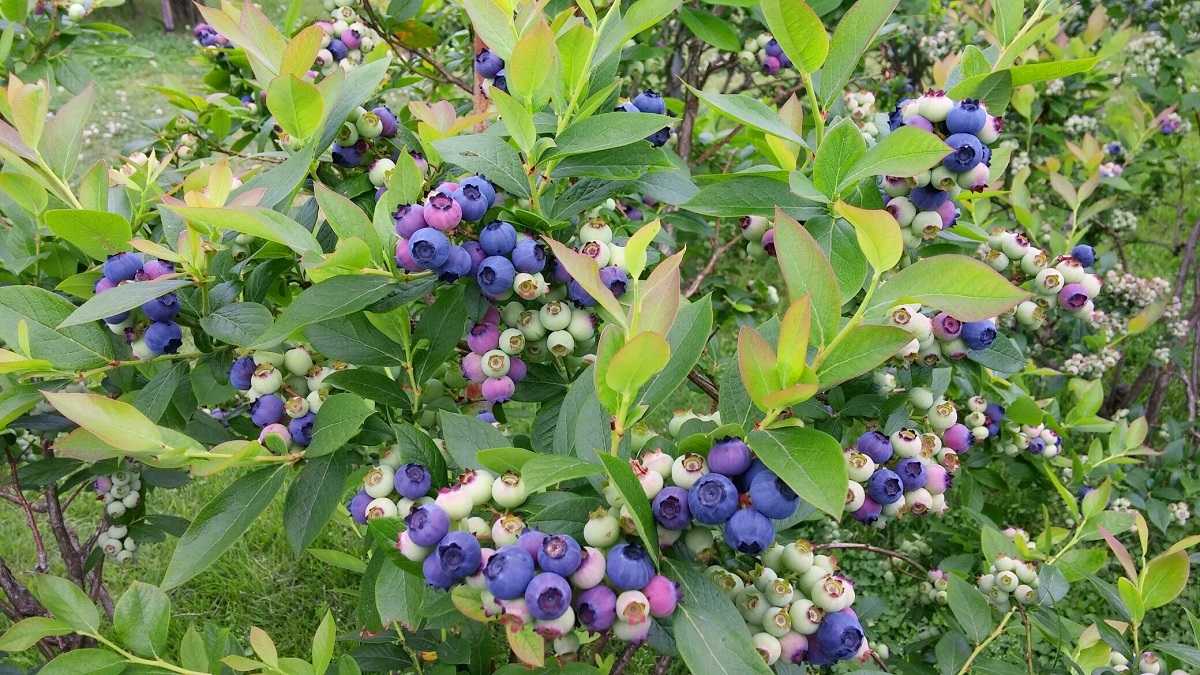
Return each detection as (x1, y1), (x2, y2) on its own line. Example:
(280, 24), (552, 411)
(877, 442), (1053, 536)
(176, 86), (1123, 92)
(688, 369), (720, 404)
(5, 448), (49, 573)
(359, 2), (473, 94)
(610, 642), (640, 675)
(813, 542), (927, 572)
(43, 450), (87, 588)
(652, 655), (672, 675)
(684, 233), (740, 297)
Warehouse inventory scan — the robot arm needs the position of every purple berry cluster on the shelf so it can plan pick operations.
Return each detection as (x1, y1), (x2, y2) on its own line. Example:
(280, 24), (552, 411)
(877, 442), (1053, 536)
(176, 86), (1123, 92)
(346, 459), (682, 648)
(94, 253), (182, 359)
(884, 302), (1001, 365)
(760, 38), (792, 75)
(616, 90), (672, 147)
(980, 230), (1104, 330)
(312, 6), (382, 75)
(881, 92), (1001, 248)
(475, 48), (507, 94)
(226, 346), (342, 449)
(192, 23), (230, 48)
(328, 103), (403, 170)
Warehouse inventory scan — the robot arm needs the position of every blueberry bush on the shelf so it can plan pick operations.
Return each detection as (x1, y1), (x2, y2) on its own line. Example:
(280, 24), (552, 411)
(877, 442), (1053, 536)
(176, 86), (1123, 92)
(1, 0), (1199, 673)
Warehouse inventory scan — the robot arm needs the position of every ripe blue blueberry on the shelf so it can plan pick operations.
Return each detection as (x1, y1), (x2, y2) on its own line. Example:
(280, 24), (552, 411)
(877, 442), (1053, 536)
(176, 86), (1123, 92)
(945, 98), (986, 135)
(1071, 244), (1095, 268)
(764, 39), (782, 58)
(687, 473), (739, 524)
(477, 256), (517, 297)
(409, 228), (452, 269)
(103, 252), (143, 282)
(452, 183), (489, 222)
(229, 356), (255, 390)
(526, 572), (572, 620)
(708, 437), (752, 476)
(347, 490), (371, 525)
(737, 459), (769, 491)
(142, 293), (180, 322)
(288, 412), (315, 446)
(816, 609), (864, 661)
(652, 486), (691, 530)
(406, 504), (451, 547)
(575, 585), (617, 632)
(909, 185), (950, 211)
(511, 238), (547, 273)
(327, 38), (348, 61)
(145, 321), (182, 354)
(568, 280), (595, 307)
(331, 141), (365, 167)
(492, 70), (508, 93)
(856, 431), (893, 464)
(538, 534), (583, 577)
(599, 266), (629, 297)
(422, 550), (454, 589)
(605, 543), (655, 591)
(943, 133), (986, 173)
(395, 463), (432, 499)
(462, 176), (497, 207)
(475, 48), (504, 79)
(372, 106), (398, 137)
(438, 245), (474, 280)
(250, 394), (285, 427)
(853, 498), (882, 524)
(463, 240), (486, 275)
(393, 204), (426, 238)
(646, 127), (671, 148)
(632, 90), (666, 115)
(749, 472), (799, 519)
(437, 531), (483, 579)
(480, 221), (518, 256)
(961, 321), (997, 351)
(724, 508), (775, 554)
(894, 458), (927, 491)
(485, 545), (536, 599)
(866, 469), (904, 505)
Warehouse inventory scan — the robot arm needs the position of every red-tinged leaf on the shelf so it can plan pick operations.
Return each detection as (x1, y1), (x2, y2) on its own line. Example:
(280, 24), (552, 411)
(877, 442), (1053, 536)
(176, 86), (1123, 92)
(762, 379), (818, 409)
(738, 325), (779, 412)
(542, 237), (625, 328)
(639, 249), (683, 336)
(1097, 525), (1138, 583)
(776, 296), (811, 386)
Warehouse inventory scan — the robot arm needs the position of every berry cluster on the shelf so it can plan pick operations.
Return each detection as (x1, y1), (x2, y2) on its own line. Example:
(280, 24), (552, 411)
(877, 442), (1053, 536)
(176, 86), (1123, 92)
(95, 523), (138, 565)
(226, 346), (342, 448)
(991, 420), (1063, 458)
(1109, 649), (1170, 674)
(92, 469), (144, 564)
(326, 103), (403, 169)
(347, 460), (681, 647)
(615, 90), (672, 147)
(916, 568), (950, 605)
(881, 93), (1001, 247)
(975, 552), (1040, 609)
(94, 253), (182, 359)
(884, 302), (1001, 365)
(753, 37), (792, 75)
(312, 2), (383, 75)
(474, 48), (507, 94)
(192, 22), (230, 48)
(979, 232), (1104, 329)
(716, 540), (869, 666)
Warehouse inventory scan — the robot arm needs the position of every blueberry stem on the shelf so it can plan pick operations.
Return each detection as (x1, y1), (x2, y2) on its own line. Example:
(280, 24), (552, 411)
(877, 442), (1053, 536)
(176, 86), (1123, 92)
(813, 542), (926, 573)
(801, 71), (824, 148)
(810, 270), (882, 372)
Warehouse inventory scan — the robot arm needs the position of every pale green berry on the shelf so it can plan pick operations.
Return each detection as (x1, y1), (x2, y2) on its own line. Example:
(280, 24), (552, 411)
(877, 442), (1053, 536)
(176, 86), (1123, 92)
(491, 471), (527, 508)
(539, 301), (572, 331)
(579, 221), (613, 243)
(517, 310), (546, 340)
(481, 349), (510, 378)
(501, 301), (524, 326)
(753, 632), (781, 665)
(909, 386), (935, 411)
(499, 328), (525, 355)
(547, 330), (575, 357)
(566, 311), (595, 342)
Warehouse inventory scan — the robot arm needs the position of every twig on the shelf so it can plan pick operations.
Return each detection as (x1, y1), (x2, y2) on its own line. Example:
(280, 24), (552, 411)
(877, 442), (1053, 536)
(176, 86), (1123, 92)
(652, 655), (672, 675)
(695, 124), (743, 164)
(813, 542), (927, 572)
(687, 369), (720, 404)
(610, 642), (640, 675)
(359, 2), (473, 94)
(43, 449), (87, 588)
(1020, 607), (1034, 675)
(0, 555), (42, 617)
(685, 234), (739, 297)
(5, 448), (49, 573)
(871, 652), (891, 672)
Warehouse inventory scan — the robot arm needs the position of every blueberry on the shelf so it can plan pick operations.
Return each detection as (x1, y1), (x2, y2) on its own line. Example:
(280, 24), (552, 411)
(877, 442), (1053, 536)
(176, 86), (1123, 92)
(855, 431), (893, 464)
(866, 469), (903, 505)
(393, 204), (426, 238)
(485, 545), (535, 599)
(347, 490), (371, 524)
(707, 437), (752, 476)
(749, 471), (798, 519)
(816, 609), (864, 661)
(423, 190), (463, 232)
(517, 529), (546, 560)
(437, 531), (483, 579)
(632, 90), (666, 115)
(452, 183), (490, 222)
(228, 356), (255, 390)
(1070, 244), (1095, 268)
(575, 585), (617, 632)
(909, 185), (949, 211)
(606, 543), (654, 591)
(406, 504), (451, 547)
(961, 321), (997, 350)
(103, 252), (143, 282)
(463, 240), (486, 275)
(395, 463), (431, 499)
(372, 106), (398, 137)
(141, 259), (174, 279)
(288, 412), (315, 446)
(943, 133), (986, 173)
(646, 127), (671, 147)
(480, 221), (517, 256)
(724, 508), (775, 554)
(460, 176), (496, 207)
(853, 498), (882, 524)
(511, 238), (547, 273)
(599, 266), (629, 297)
(943, 423), (972, 452)
(144, 321), (182, 354)
(687, 473), (739, 524)
(538, 534), (583, 576)
(492, 70), (508, 93)
(894, 458), (927, 491)
(567, 280), (595, 307)
(526, 572), (571, 620)
(764, 39), (782, 58)
(736, 458), (768, 492)
(475, 48), (504, 79)
(652, 486), (691, 530)
(409, 228), (452, 269)
(327, 38), (348, 61)
(476, 256), (516, 297)
(142, 293), (180, 322)
(331, 142), (365, 167)
(438, 245), (473, 280)
(422, 549), (454, 589)
(250, 394), (285, 427)
(945, 99), (986, 135)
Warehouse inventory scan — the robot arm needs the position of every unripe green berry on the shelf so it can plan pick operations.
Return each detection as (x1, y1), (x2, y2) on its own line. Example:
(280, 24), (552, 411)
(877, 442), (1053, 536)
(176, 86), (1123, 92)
(539, 301), (572, 331)
(547, 330), (575, 357)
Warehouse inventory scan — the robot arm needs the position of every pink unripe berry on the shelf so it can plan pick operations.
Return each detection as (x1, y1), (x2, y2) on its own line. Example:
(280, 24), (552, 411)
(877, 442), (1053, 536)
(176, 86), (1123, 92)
(642, 575), (679, 617)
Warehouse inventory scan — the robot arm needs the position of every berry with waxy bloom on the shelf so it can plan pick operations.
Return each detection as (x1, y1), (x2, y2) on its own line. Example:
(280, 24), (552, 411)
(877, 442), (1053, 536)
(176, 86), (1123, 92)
(347, 490), (371, 524)
(484, 545), (535, 599)
(856, 431), (893, 464)
(749, 471), (799, 519)
(687, 473), (739, 524)
(961, 320), (997, 350)
(145, 321), (182, 355)
(643, 575), (679, 617)
(816, 609), (865, 661)
(477, 256), (516, 297)
(249, 394), (285, 427)
(606, 543), (655, 591)
(708, 437), (752, 475)
(866, 469), (903, 505)
(570, 546), (606, 589)
(422, 190), (462, 231)
(406, 504), (450, 547)
(409, 228), (451, 269)
(652, 486), (691, 530)
(475, 48), (504, 78)
(526, 572), (572, 620)
(575, 585), (617, 632)
(423, 550), (454, 589)
(288, 413), (315, 446)
(539, 534), (583, 577)
(103, 252), (143, 282)
(394, 463), (431, 499)
(229, 356), (255, 390)
(437, 531), (483, 579)
(671, 452), (708, 488)
(725, 508), (775, 554)
(584, 510), (620, 547)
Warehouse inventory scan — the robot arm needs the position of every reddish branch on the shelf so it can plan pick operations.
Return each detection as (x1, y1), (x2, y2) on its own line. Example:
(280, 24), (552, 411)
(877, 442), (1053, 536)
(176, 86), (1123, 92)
(5, 448), (48, 573)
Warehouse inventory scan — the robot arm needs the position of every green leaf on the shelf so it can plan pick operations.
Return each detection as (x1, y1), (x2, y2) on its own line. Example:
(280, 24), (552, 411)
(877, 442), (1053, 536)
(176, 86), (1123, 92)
(623, 0), (683, 38)
(542, 238), (625, 327)
(462, 0), (516, 59)
(308, 548), (368, 574)
(520, 454), (603, 494)
(684, 86), (805, 146)
(27, 575), (100, 633)
(0, 616), (74, 652)
(553, 112), (673, 157)
(322, 370), (410, 409)
(305, 315), (407, 365)
(1009, 58), (1099, 86)
(966, 333), (1025, 374)
(43, 391), (162, 453)
(489, 88), (537, 157)
(0, 172), (48, 215)
(311, 611), (335, 675)
(305, 393), (373, 458)
(993, 0), (1024, 44)
(58, 279), (192, 328)
(664, 559), (772, 675)
(639, 295), (714, 415)
(813, 119), (867, 197)
(1152, 643), (1200, 669)
(817, 0), (900, 105)
(683, 175), (822, 218)
(268, 74), (324, 141)
(199, 302), (273, 348)
(40, 83), (95, 181)
(38, 648), (125, 675)
(414, 285), (468, 381)
(314, 183), (385, 267)
(776, 297), (812, 386)
(432, 133), (529, 198)
(253, 275), (398, 348)
(597, 454), (660, 564)
(947, 70), (1013, 113)
(477, 446), (536, 473)
(606, 332), (671, 397)
(737, 325), (779, 412)
(43, 209), (132, 261)
(171, 206), (322, 257)
(1118, 576), (1145, 624)
(865, 255), (1029, 321)
(0, 0), (29, 21)
(816, 324), (914, 388)
(759, 0), (828, 74)
(773, 209), (840, 346)
(747, 427), (847, 518)
(679, 7), (741, 51)
(508, 19), (556, 106)
(438, 411), (511, 470)
(114, 582), (170, 657)
(833, 201), (902, 272)
(550, 145), (673, 180)
(1141, 550), (1189, 610)
(946, 575), (994, 643)
(0, 285), (114, 369)
(375, 557), (426, 628)
(837, 126), (951, 191)
(162, 465), (288, 589)
(284, 452), (352, 555)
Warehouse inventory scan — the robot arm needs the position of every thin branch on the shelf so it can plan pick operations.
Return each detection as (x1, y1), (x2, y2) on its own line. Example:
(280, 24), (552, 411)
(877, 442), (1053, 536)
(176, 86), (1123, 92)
(685, 234), (740, 297)
(360, 2), (473, 94)
(695, 124), (743, 164)
(652, 655), (672, 675)
(813, 542), (927, 572)
(5, 448), (49, 573)
(687, 369), (720, 404)
(610, 642), (640, 675)
(42, 449), (86, 588)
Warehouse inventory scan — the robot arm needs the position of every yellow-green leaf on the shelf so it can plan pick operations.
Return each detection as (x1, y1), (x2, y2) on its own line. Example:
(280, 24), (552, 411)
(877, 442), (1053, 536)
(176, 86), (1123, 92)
(738, 325), (779, 412)
(541, 237), (625, 329)
(623, 219), (660, 280)
(834, 200), (902, 272)
(267, 74), (323, 142)
(42, 391), (162, 453)
(776, 296), (811, 386)
(508, 19), (557, 106)
(759, 0), (828, 74)
(1141, 550), (1189, 610)
(606, 332), (670, 396)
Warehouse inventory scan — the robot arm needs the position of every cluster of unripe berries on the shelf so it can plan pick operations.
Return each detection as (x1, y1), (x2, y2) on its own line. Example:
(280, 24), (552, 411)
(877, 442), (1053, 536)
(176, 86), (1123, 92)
(738, 36), (792, 76)
(92, 468), (143, 520)
(95, 253), (182, 359)
(1109, 649), (1178, 675)
(881, 93), (1001, 247)
(844, 395), (1001, 527)
(917, 568), (951, 605)
(615, 90), (672, 147)
(975, 553), (1041, 610)
(885, 302), (1002, 365)
(981, 233), (1103, 329)
(313, 1), (383, 74)
(709, 541), (869, 666)
(226, 346), (343, 448)
(992, 420), (1063, 458)
(327, 103), (402, 169)
(347, 459), (680, 647)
